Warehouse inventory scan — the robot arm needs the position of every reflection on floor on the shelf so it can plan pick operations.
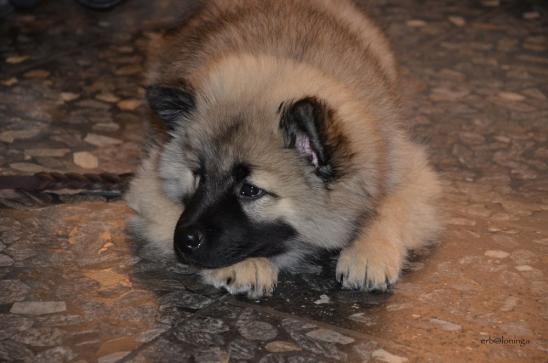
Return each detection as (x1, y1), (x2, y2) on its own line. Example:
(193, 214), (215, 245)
(0, 0), (547, 362)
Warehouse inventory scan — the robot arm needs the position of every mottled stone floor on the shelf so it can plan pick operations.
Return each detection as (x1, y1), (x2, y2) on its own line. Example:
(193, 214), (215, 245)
(0, 0), (547, 362)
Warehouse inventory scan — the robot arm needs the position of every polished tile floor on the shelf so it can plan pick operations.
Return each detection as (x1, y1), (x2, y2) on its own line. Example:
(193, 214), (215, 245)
(0, 0), (547, 362)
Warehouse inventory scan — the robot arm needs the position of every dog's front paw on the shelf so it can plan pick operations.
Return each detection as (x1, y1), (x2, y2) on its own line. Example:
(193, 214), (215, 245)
(201, 258), (278, 299)
(336, 241), (403, 292)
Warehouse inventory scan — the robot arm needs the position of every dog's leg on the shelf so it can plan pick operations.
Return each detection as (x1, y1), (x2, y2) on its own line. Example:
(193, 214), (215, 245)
(201, 257), (278, 299)
(336, 148), (441, 291)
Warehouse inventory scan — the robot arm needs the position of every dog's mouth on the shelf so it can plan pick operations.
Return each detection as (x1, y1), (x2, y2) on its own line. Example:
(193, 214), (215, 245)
(173, 237), (288, 270)
(173, 246), (194, 265)
(174, 243), (247, 269)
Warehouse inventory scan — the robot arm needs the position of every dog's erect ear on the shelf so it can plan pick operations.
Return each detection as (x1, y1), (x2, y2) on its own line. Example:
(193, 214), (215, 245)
(280, 97), (346, 181)
(145, 84), (195, 130)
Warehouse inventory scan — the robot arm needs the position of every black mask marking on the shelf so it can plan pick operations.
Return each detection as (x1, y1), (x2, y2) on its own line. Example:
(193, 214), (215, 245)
(174, 164), (295, 268)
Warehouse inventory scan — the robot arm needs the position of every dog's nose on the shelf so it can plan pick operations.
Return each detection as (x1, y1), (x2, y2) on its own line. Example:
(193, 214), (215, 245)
(183, 229), (204, 250)
(175, 227), (204, 253)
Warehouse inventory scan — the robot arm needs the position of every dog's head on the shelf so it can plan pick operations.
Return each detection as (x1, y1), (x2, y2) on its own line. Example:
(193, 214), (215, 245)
(146, 64), (379, 269)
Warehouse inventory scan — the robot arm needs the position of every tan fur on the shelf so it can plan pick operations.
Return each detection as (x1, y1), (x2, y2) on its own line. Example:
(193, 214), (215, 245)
(125, 149), (182, 256)
(126, 0), (442, 296)
(201, 258), (278, 299)
(337, 141), (442, 289)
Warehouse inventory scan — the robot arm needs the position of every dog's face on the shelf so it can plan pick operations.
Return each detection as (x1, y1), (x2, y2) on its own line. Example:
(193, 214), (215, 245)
(146, 84), (363, 269)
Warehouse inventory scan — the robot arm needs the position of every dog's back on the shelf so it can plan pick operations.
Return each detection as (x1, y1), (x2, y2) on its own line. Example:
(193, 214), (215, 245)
(149, 0), (398, 120)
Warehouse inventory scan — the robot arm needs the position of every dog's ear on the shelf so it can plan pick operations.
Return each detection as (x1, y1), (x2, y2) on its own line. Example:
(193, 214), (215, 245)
(280, 97), (348, 181)
(145, 84), (195, 130)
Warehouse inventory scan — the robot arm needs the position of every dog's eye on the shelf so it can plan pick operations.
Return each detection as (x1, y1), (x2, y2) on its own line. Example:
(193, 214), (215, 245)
(239, 183), (265, 199)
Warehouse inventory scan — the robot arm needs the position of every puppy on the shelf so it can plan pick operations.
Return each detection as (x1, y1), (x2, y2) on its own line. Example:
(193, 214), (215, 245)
(125, 0), (442, 298)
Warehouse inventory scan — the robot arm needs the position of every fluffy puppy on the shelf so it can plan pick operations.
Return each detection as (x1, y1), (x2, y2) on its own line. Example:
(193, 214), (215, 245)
(125, 0), (442, 298)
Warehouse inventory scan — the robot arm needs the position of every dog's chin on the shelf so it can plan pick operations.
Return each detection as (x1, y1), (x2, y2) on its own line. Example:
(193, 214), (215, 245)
(174, 248), (247, 270)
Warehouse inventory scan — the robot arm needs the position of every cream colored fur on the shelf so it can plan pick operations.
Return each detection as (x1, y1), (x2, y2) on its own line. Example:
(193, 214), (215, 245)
(125, 149), (182, 257)
(126, 0), (442, 297)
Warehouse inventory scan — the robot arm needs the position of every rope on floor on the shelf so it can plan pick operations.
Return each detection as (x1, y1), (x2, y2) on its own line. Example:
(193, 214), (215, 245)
(0, 172), (133, 208)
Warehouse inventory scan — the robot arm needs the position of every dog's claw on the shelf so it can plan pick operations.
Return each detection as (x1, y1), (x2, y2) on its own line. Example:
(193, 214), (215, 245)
(385, 277), (392, 290)
(201, 258), (278, 299)
(336, 243), (403, 292)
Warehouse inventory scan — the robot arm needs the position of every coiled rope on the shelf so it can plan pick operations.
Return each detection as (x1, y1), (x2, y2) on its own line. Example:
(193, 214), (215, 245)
(0, 172), (134, 208)
(0, 172), (133, 192)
